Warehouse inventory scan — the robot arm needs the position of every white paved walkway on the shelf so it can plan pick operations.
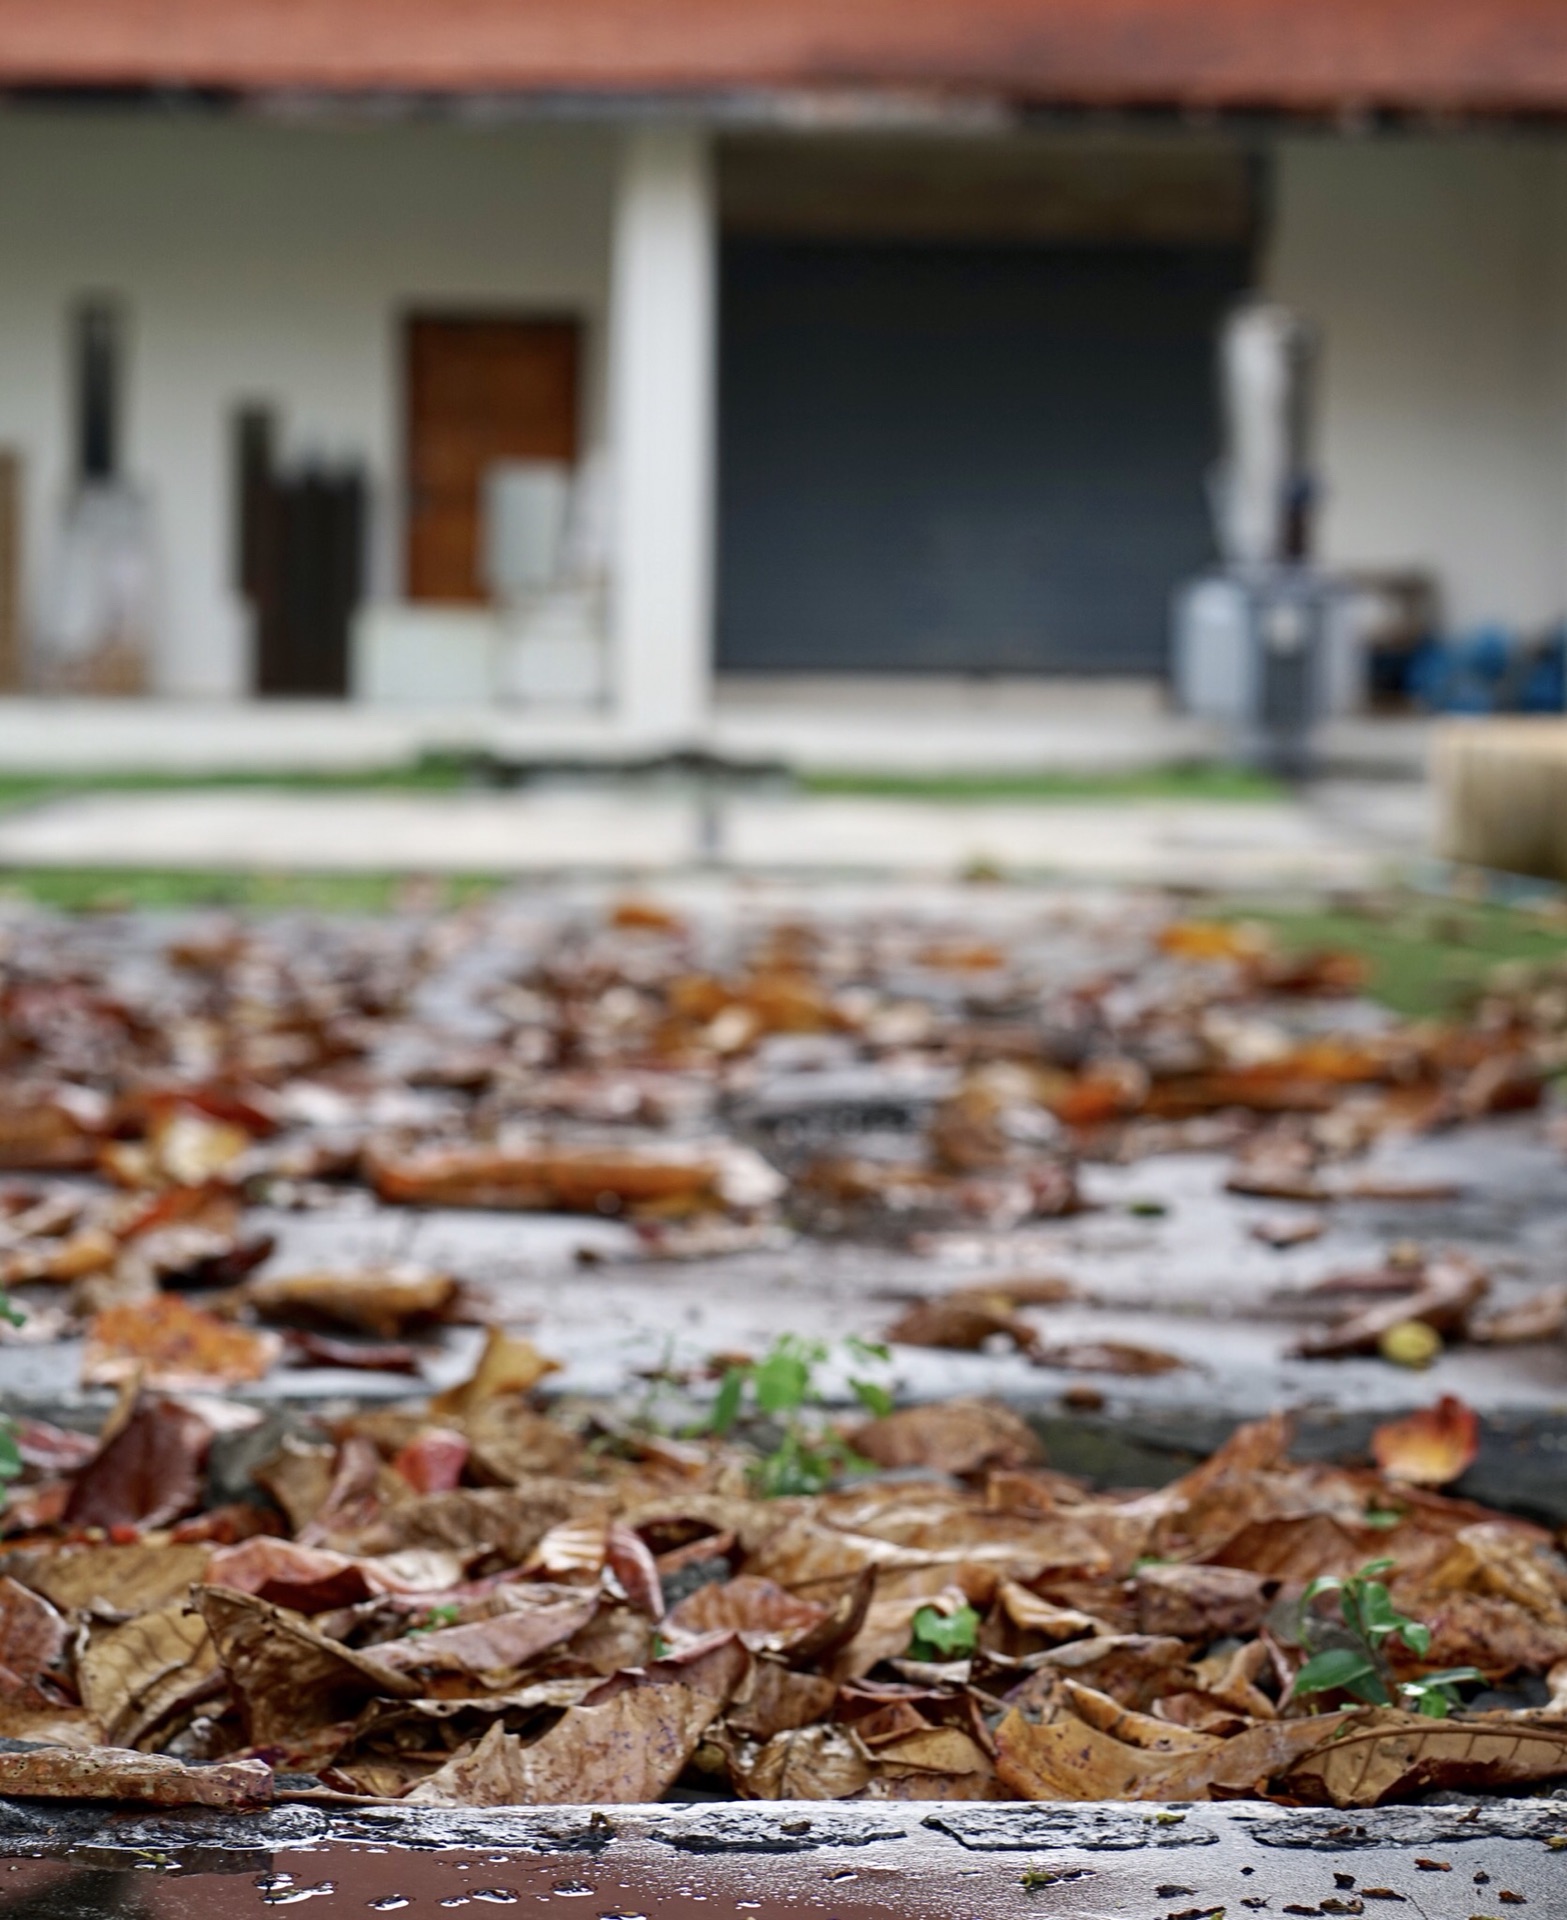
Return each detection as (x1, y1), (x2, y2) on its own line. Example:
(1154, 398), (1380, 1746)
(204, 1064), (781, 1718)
(0, 780), (1430, 887)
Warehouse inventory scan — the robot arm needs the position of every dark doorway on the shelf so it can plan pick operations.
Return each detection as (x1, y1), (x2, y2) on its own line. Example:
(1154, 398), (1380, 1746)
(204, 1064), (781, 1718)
(404, 316), (580, 605)
(716, 239), (1250, 676)
(235, 408), (365, 698)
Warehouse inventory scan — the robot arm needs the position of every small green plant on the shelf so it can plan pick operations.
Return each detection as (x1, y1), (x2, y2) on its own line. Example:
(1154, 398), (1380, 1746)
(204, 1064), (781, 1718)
(702, 1335), (892, 1497)
(0, 1291), (22, 1497)
(907, 1601), (980, 1663)
(1294, 1560), (1481, 1718)
(406, 1602), (462, 1636)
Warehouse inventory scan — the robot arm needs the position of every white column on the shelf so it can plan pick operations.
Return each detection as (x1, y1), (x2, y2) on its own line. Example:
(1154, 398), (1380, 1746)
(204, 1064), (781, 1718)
(607, 123), (716, 743)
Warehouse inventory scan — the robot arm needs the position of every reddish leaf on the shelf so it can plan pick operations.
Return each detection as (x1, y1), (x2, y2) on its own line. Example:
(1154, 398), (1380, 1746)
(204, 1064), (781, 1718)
(1372, 1397), (1480, 1488)
(394, 1428), (470, 1494)
(63, 1398), (211, 1531)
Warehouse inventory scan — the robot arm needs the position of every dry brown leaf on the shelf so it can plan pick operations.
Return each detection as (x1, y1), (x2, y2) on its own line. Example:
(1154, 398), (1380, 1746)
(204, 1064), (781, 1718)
(989, 1578), (1110, 1650)
(366, 1138), (772, 1218)
(1018, 1634), (1191, 1713)
(1225, 1161), (1329, 1202)
(1057, 1678), (1220, 1755)
(726, 1659), (838, 1740)
(77, 1601), (218, 1747)
(246, 1265), (458, 1339)
(204, 1538), (380, 1612)
(0, 1091), (103, 1171)
(1293, 1258), (1490, 1360)
(733, 1724), (871, 1800)
(1338, 1175), (1463, 1202)
(833, 1584), (971, 1681)
(407, 1635), (749, 1806)
(815, 1483), (1119, 1575)
(0, 1744), (272, 1807)
(1407, 1589), (1567, 1676)
(666, 1575), (829, 1650)
(742, 1510), (1076, 1599)
(371, 1585), (599, 1679)
(0, 1224), (117, 1286)
(0, 1704), (99, 1746)
(197, 1585), (420, 1749)
(927, 1084), (1018, 1174)
(0, 1577), (67, 1701)
(994, 1699), (1347, 1802)
(284, 1329), (423, 1373)
(527, 1517), (609, 1580)
(1158, 920), (1271, 964)
(1278, 1708), (1567, 1807)
(13, 1543), (212, 1619)
(338, 1482), (611, 1566)
(393, 1427), (470, 1494)
(82, 1294), (280, 1389)
(142, 1101), (253, 1187)
(1205, 1511), (1378, 1585)
(461, 1397), (581, 1482)
(609, 896), (685, 932)
(63, 1398), (211, 1532)
(1470, 1285), (1567, 1346)
(1372, 1396), (1480, 1488)
(852, 1399), (1043, 1478)
(428, 1327), (560, 1419)
(204, 1538), (460, 1612)
(1251, 1212), (1327, 1249)
(864, 1724), (993, 1777)
(293, 1434), (390, 1548)
(885, 1296), (1035, 1353)
(1032, 1340), (1187, 1377)
(605, 1523), (665, 1618)
(992, 1701), (1178, 1799)
(1420, 1521), (1567, 1617)
(1187, 1637), (1278, 1722)
(956, 1275), (1079, 1308)
(561, 1602), (656, 1676)
(252, 1436), (337, 1534)
(1135, 1564), (1281, 1639)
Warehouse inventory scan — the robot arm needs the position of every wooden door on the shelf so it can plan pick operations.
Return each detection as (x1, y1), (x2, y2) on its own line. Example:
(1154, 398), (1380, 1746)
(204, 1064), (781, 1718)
(405, 316), (580, 604)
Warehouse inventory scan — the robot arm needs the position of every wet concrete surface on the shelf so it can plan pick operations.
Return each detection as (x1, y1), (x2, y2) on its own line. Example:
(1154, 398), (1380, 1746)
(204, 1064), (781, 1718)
(0, 1800), (1564, 1919)
(7, 1115), (1567, 1487)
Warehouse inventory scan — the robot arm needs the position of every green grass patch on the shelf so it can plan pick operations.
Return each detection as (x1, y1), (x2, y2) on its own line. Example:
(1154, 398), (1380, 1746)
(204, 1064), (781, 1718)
(0, 754), (478, 813)
(0, 756), (1287, 811)
(802, 763), (1286, 803)
(0, 867), (507, 914)
(1230, 893), (1567, 1018)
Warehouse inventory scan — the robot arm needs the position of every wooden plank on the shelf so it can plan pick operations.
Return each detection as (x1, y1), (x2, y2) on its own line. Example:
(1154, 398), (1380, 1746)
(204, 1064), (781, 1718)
(1435, 717), (1567, 882)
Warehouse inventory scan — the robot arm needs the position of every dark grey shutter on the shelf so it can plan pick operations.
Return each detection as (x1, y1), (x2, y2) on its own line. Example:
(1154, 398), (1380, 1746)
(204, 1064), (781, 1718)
(717, 239), (1250, 676)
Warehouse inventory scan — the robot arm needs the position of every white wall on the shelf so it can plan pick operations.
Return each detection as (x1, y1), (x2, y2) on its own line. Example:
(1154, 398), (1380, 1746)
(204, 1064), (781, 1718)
(1267, 134), (1567, 633)
(5, 114), (1567, 702)
(0, 112), (616, 695)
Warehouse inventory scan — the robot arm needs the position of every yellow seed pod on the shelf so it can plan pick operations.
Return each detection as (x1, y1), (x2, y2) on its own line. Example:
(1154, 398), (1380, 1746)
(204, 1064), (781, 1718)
(1378, 1319), (1442, 1369)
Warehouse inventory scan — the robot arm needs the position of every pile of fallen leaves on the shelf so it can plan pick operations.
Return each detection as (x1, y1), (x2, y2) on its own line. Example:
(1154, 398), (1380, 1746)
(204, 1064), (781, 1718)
(0, 894), (1562, 1811)
(3, 1354), (1567, 1812)
(0, 898), (1554, 1379)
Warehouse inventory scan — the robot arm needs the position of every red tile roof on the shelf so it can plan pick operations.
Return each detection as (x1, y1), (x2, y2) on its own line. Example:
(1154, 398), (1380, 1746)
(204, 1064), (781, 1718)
(0, 0), (1565, 116)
